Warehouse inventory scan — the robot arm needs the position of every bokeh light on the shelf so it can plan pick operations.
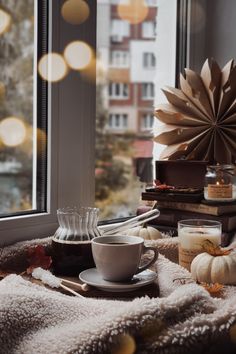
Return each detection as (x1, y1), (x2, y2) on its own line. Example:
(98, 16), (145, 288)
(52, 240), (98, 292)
(61, 0), (90, 25)
(0, 117), (26, 147)
(111, 334), (136, 354)
(0, 9), (11, 35)
(37, 128), (47, 156)
(20, 125), (47, 157)
(0, 82), (5, 102)
(117, 0), (148, 25)
(38, 53), (68, 82)
(81, 57), (106, 83)
(64, 41), (93, 70)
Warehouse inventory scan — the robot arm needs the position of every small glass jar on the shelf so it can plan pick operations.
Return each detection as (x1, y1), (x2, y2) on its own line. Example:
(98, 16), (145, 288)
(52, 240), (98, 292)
(204, 164), (236, 202)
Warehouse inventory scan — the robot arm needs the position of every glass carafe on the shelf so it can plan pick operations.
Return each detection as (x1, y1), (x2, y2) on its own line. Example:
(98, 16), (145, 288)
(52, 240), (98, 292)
(52, 207), (100, 275)
(54, 207), (100, 241)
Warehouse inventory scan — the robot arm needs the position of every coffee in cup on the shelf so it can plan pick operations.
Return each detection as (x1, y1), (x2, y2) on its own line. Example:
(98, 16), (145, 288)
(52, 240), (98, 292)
(91, 235), (158, 281)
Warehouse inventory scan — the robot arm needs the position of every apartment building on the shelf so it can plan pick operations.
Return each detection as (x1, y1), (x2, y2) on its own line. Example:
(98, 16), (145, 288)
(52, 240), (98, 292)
(97, 0), (157, 184)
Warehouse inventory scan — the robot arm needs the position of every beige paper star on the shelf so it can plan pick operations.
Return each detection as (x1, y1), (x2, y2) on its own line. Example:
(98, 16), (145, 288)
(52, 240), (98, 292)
(154, 59), (236, 163)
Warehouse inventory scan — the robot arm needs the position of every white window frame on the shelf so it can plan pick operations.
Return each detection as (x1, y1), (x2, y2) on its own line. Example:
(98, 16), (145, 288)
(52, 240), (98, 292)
(110, 50), (129, 68)
(108, 113), (128, 130)
(142, 21), (156, 39)
(111, 19), (130, 38)
(143, 52), (156, 69)
(109, 82), (129, 99)
(142, 83), (155, 99)
(0, 0), (96, 246)
(141, 113), (154, 131)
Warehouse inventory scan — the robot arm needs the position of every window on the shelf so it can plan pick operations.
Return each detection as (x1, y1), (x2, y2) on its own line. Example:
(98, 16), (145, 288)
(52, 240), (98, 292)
(109, 83), (129, 99)
(0, 0), (97, 245)
(108, 114), (128, 129)
(111, 19), (130, 41)
(141, 114), (154, 131)
(146, 0), (157, 6)
(142, 21), (156, 38)
(0, 0), (47, 217)
(1, 0), (185, 243)
(142, 83), (155, 99)
(110, 51), (129, 67)
(96, 0), (180, 219)
(143, 52), (156, 69)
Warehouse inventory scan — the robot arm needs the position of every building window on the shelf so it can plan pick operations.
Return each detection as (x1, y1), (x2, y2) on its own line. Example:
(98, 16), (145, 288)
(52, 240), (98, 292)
(108, 114), (128, 129)
(111, 19), (130, 42)
(142, 21), (156, 38)
(110, 51), (129, 67)
(109, 83), (129, 99)
(142, 83), (155, 99)
(141, 114), (154, 131)
(143, 52), (156, 69)
(146, 0), (157, 6)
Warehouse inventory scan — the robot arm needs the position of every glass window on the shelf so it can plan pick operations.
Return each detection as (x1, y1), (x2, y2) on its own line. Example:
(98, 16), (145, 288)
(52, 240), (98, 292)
(108, 113), (128, 129)
(111, 19), (130, 41)
(142, 83), (155, 99)
(110, 50), (129, 67)
(141, 114), (154, 131)
(96, 0), (166, 219)
(109, 82), (129, 99)
(143, 52), (156, 69)
(0, 0), (47, 217)
(142, 21), (156, 38)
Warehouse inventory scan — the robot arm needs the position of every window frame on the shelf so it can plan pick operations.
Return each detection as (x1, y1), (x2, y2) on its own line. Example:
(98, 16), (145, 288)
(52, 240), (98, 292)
(110, 50), (130, 68)
(108, 113), (128, 130)
(142, 21), (156, 39)
(109, 82), (129, 99)
(0, 0), (192, 245)
(142, 83), (155, 100)
(141, 113), (154, 131)
(0, 0), (96, 246)
(143, 52), (156, 69)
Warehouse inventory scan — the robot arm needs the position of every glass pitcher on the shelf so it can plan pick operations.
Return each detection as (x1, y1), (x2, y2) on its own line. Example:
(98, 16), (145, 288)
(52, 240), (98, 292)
(53, 206), (101, 241)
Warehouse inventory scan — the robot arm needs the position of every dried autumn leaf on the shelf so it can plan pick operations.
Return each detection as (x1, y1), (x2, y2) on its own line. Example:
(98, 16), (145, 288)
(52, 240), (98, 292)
(154, 58), (236, 163)
(200, 282), (224, 296)
(202, 239), (231, 256)
(27, 245), (52, 274)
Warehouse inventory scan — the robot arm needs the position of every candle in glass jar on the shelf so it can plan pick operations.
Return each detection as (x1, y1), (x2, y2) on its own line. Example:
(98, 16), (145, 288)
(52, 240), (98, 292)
(178, 220), (221, 271)
(204, 164), (236, 201)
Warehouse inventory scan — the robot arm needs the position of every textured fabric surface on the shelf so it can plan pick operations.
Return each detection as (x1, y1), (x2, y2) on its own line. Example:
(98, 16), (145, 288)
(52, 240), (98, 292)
(0, 237), (236, 353)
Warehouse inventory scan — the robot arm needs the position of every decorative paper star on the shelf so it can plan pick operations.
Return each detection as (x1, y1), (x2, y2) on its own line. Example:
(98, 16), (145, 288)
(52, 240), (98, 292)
(154, 59), (236, 164)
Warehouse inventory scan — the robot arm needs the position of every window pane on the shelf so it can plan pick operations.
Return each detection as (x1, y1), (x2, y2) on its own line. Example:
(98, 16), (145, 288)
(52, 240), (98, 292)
(96, 0), (177, 219)
(0, 0), (47, 216)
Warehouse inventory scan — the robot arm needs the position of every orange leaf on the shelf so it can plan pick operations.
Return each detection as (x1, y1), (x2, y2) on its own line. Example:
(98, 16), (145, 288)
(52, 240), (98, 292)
(200, 282), (224, 296)
(27, 245), (52, 273)
(202, 239), (231, 256)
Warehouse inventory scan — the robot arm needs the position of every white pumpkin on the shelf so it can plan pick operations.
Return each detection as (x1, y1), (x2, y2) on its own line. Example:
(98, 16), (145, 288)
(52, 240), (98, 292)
(126, 226), (162, 240)
(191, 251), (236, 285)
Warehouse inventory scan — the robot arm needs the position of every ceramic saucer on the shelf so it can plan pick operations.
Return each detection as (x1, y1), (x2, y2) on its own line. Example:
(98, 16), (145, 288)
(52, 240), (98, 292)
(79, 268), (157, 292)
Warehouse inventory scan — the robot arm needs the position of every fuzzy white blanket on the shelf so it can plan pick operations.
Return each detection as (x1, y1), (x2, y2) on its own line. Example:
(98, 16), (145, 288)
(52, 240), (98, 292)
(1, 237), (236, 354)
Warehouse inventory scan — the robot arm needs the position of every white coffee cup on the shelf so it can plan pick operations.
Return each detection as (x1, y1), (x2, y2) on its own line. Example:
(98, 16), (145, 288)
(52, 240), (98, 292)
(91, 235), (158, 282)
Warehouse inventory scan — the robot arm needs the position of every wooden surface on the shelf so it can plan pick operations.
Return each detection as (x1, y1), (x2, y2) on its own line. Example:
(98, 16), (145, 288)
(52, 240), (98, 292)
(60, 275), (160, 300)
